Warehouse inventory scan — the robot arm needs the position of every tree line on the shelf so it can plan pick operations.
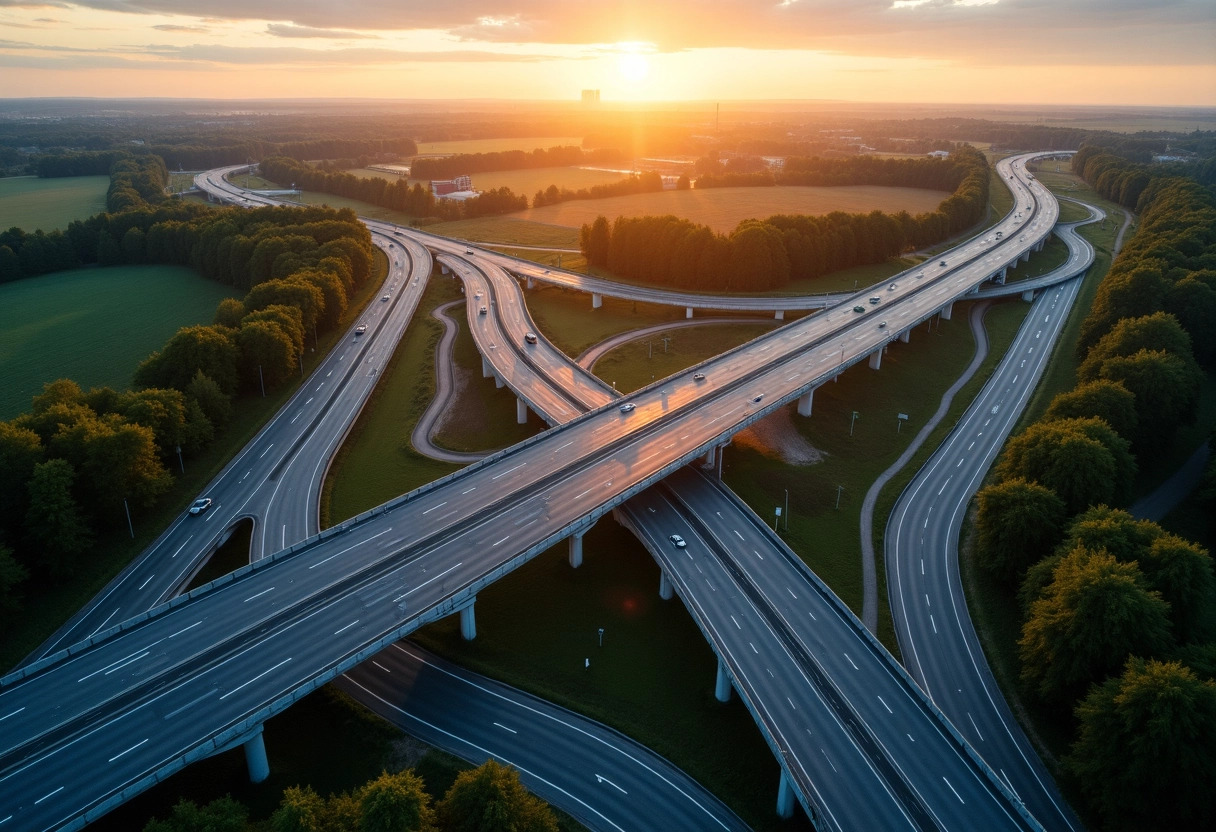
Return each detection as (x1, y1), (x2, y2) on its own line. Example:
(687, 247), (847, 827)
(409, 145), (625, 180)
(36, 137), (419, 178)
(531, 170), (681, 208)
(578, 146), (989, 292)
(258, 156), (527, 222)
(0, 167), (375, 621)
(141, 759), (558, 832)
(970, 146), (1216, 831)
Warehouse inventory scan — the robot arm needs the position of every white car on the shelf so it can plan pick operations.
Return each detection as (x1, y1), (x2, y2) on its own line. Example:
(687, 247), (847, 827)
(669, 534), (686, 548)
(619, 403), (636, 413)
(188, 497), (212, 515)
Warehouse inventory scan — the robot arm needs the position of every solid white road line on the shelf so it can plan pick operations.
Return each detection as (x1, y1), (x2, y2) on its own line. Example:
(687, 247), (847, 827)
(108, 738), (149, 763)
(219, 657), (292, 701)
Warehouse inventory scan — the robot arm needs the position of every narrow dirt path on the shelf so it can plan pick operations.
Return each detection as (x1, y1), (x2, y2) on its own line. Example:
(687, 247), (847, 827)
(410, 300), (488, 464)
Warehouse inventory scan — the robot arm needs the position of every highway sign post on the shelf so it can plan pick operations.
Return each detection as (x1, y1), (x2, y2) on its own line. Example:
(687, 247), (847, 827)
(897, 413), (909, 433)
(850, 410), (860, 436)
(774, 506), (782, 531)
(598, 627), (605, 647)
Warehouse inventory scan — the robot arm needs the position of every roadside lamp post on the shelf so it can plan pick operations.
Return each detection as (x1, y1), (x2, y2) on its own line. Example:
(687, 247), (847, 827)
(598, 628), (605, 647)
(835, 484), (844, 510)
(123, 498), (135, 539)
(258, 364), (266, 397)
(850, 410), (860, 436)
(175, 445), (184, 474)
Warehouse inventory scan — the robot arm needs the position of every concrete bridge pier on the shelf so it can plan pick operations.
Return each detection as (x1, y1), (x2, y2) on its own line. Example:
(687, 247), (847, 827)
(797, 387), (815, 417)
(993, 267), (1007, 284)
(685, 307), (694, 319)
(702, 445), (717, 468)
(592, 292), (603, 309)
(1034, 238), (1045, 252)
(868, 347), (883, 370)
(440, 264), (450, 275)
(569, 532), (584, 568)
(774, 310), (785, 321)
(495, 373), (506, 389)
(899, 329), (911, 344)
(482, 355), (493, 378)
(776, 769), (796, 819)
(243, 725), (270, 784)
(659, 570), (674, 600)
(940, 302), (954, 321)
(516, 397), (529, 424)
(458, 598), (477, 640)
(1022, 288), (1035, 303)
(1021, 250), (1031, 264)
(526, 276), (535, 290)
(715, 658), (733, 703)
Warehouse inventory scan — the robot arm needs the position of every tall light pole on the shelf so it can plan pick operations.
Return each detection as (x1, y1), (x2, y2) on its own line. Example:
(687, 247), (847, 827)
(835, 484), (844, 510)
(850, 410), (860, 436)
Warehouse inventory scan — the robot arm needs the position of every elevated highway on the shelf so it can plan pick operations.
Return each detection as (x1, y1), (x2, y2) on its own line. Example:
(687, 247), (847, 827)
(1, 153), (1062, 830)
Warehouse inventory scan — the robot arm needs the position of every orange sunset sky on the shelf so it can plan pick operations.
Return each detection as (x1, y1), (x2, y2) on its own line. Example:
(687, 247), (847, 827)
(0, 0), (1213, 105)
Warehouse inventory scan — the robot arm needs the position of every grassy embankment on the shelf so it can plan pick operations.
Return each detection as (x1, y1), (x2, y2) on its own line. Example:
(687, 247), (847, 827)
(0, 174), (108, 231)
(0, 249), (390, 672)
(0, 265), (238, 419)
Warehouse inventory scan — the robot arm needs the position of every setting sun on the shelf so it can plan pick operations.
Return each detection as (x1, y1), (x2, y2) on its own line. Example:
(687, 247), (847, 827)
(618, 53), (651, 83)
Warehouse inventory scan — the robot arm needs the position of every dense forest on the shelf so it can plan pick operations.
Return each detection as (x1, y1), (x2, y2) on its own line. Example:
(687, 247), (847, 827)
(258, 156), (527, 222)
(0, 158), (376, 620)
(578, 147), (990, 291)
(972, 143), (1216, 831)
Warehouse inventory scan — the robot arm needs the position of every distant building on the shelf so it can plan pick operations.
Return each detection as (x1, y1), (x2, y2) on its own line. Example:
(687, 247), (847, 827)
(581, 89), (601, 105)
(927, 150), (950, 158)
(430, 175), (473, 197)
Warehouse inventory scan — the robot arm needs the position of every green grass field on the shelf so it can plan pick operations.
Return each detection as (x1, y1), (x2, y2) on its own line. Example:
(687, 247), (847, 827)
(515, 184), (948, 234)
(0, 175), (109, 232)
(0, 265), (238, 419)
(523, 283), (688, 357)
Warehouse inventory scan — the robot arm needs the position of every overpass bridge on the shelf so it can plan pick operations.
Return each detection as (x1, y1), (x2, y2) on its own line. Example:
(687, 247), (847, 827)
(1, 153), (1066, 831)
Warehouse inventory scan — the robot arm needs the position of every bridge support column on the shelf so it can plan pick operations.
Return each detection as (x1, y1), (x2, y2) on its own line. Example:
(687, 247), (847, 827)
(460, 599), (477, 641)
(868, 348), (883, 370)
(494, 373), (505, 389)
(569, 532), (583, 568)
(715, 658), (732, 703)
(243, 725), (270, 784)
(1034, 239), (1044, 252)
(702, 445), (716, 467)
(797, 388), (814, 418)
(993, 268), (1007, 285)
(482, 355), (493, 378)
(516, 398), (529, 425)
(1021, 250), (1030, 264)
(899, 329), (911, 344)
(526, 276), (535, 290)
(940, 302), (954, 321)
(685, 307), (694, 319)
(659, 570), (674, 600)
(440, 264), (450, 275)
(774, 310), (784, 321)
(592, 292), (603, 309)
(776, 769), (796, 819)
(1022, 288), (1035, 303)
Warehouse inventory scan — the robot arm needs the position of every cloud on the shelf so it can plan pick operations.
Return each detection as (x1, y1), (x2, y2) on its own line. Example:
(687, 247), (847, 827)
(266, 23), (375, 39)
(11, 1), (1216, 66)
(152, 23), (208, 33)
(140, 43), (565, 66)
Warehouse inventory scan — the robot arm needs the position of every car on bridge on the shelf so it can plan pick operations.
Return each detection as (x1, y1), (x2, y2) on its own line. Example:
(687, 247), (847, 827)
(693, 373), (706, 381)
(869, 296), (881, 304)
(188, 498), (212, 515)
(853, 305), (866, 313)
(619, 403), (636, 413)
(524, 332), (538, 345)
(355, 324), (367, 335)
(479, 306), (487, 315)
(669, 534), (687, 548)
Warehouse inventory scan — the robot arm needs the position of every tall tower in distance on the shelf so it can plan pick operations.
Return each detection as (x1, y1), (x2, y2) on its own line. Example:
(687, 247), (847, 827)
(581, 89), (601, 105)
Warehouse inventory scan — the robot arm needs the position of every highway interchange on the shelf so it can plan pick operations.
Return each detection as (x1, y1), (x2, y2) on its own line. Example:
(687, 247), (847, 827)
(0, 152), (1087, 831)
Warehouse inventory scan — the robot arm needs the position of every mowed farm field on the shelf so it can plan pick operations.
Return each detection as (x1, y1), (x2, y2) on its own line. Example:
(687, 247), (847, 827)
(0, 175), (109, 231)
(413, 136), (584, 156)
(0, 265), (237, 419)
(513, 184), (948, 233)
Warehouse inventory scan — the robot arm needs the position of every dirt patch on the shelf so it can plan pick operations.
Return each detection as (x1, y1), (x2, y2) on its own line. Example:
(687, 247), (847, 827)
(732, 405), (826, 466)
